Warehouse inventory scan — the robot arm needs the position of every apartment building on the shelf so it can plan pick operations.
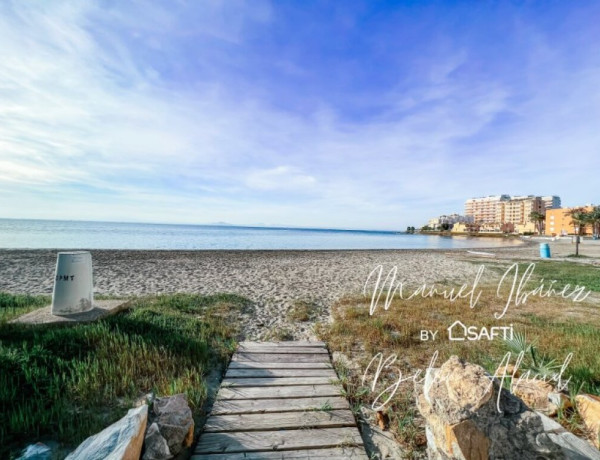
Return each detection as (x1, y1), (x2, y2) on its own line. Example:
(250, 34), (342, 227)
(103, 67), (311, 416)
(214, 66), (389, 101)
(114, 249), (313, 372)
(541, 195), (561, 210)
(498, 196), (545, 233)
(440, 214), (474, 225)
(464, 194), (561, 233)
(426, 214), (473, 230)
(501, 196), (545, 224)
(545, 206), (594, 236)
(464, 195), (510, 223)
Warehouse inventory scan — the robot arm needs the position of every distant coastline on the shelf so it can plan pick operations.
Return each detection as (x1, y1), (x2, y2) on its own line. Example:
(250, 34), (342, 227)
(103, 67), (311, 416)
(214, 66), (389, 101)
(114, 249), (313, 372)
(0, 217), (399, 235)
(0, 218), (524, 251)
(418, 230), (522, 239)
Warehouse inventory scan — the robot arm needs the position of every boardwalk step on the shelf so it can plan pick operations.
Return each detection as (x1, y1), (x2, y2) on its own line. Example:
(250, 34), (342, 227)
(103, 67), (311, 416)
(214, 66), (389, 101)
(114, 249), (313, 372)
(203, 409), (356, 432)
(194, 427), (364, 454)
(194, 341), (368, 458)
(237, 345), (329, 354)
(217, 384), (342, 400)
(191, 446), (368, 459)
(221, 377), (338, 387)
(228, 361), (333, 370)
(211, 396), (351, 415)
(225, 368), (337, 378)
(232, 352), (330, 363)
(239, 341), (326, 347)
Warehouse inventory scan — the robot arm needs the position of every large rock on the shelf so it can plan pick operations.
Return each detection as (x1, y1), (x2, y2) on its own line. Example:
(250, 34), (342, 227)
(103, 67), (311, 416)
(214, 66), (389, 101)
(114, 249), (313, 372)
(151, 394), (194, 457)
(512, 379), (557, 415)
(537, 411), (600, 459)
(357, 407), (406, 459)
(17, 442), (52, 460)
(445, 419), (490, 459)
(142, 422), (172, 460)
(417, 356), (600, 460)
(66, 405), (148, 460)
(576, 394), (600, 448)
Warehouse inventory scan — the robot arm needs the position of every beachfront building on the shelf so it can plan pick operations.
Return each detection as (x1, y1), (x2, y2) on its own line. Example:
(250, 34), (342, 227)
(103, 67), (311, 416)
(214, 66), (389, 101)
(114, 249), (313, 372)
(500, 196), (545, 233)
(451, 221), (502, 233)
(464, 195), (510, 224)
(426, 214), (473, 230)
(464, 194), (561, 234)
(442, 214), (474, 225)
(545, 206), (595, 236)
(541, 195), (561, 210)
(426, 218), (440, 229)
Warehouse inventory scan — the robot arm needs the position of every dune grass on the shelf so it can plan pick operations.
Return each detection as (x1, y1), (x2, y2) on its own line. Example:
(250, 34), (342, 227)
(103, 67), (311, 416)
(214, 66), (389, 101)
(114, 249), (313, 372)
(531, 261), (600, 292)
(0, 292), (50, 322)
(0, 292), (247, 458)
(316, 262), (600, 455)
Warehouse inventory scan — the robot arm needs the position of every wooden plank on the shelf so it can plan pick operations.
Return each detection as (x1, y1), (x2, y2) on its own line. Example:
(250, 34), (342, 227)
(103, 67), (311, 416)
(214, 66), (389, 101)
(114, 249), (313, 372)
(191, 446), (369, 459)
(232, 353), (330, 363)
(225, 368), (337, 378)
(221, 377), (337, 387)
(217, 384), (341, 400)
(203, 409), (356, 432)
(210, 396), (351, 415)
(228, 362), (333, 370)
(239, 341), (326, 348)
(237, 345), (329, 354)
(194, 427), (363, 454)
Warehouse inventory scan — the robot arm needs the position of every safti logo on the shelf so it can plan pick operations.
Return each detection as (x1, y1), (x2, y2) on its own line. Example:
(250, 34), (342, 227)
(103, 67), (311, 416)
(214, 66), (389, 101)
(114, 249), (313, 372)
(447, 320), (514, 341)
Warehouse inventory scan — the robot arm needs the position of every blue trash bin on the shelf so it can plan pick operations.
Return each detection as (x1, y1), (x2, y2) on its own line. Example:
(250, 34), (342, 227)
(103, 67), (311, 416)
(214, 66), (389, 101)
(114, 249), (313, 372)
(539, 243), (551, 258)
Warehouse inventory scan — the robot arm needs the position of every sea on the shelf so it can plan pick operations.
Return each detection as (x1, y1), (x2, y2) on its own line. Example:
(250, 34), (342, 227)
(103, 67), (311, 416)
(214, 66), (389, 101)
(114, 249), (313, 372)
(0, 219), (523, 250)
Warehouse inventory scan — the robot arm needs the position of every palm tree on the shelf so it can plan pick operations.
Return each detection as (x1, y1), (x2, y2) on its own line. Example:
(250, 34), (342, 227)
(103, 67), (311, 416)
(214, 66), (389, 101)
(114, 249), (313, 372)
(588, 206), (600, 238)
(529, 211), (546, 235)
(566, 207), (590, 256)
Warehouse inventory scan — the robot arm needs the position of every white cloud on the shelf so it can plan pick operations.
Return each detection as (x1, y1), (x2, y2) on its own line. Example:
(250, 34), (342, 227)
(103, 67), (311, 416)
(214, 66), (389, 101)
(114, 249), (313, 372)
(245, 166), (316, 191)
(0, 1), (599, 229)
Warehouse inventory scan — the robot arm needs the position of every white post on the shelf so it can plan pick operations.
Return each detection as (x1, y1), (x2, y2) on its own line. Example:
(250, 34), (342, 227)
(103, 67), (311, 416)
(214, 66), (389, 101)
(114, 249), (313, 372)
(51, 251), (94, 315)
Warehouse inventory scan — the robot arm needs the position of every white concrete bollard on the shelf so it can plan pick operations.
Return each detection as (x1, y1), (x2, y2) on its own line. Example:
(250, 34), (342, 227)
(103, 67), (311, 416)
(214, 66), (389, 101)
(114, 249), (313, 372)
(51, 251), (94, 315)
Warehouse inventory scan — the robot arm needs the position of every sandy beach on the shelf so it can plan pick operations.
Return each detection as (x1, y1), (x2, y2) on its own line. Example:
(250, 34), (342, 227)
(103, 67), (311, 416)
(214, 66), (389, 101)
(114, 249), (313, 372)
(1, 239), (598, 339)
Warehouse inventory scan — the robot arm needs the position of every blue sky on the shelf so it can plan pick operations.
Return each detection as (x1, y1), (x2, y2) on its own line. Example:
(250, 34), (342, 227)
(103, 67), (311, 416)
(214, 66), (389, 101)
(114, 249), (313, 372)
(1, 1), (599, 230)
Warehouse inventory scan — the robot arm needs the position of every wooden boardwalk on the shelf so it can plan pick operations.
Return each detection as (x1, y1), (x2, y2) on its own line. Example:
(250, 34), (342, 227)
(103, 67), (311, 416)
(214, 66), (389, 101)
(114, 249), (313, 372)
(192, 341), (368, 459)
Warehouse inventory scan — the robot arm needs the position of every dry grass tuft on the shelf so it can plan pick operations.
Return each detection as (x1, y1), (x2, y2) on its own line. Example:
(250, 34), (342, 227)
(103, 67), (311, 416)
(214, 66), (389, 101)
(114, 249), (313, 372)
(287, 300), (320, 322)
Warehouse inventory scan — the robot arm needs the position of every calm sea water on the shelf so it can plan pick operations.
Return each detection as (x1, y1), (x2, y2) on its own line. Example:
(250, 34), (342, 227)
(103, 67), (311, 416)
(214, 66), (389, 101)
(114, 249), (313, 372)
(0, 219), (523, 250)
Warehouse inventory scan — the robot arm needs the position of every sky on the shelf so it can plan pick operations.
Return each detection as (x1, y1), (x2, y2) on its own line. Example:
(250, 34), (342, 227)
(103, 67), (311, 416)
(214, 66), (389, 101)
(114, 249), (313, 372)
(1, 1), (599, 230)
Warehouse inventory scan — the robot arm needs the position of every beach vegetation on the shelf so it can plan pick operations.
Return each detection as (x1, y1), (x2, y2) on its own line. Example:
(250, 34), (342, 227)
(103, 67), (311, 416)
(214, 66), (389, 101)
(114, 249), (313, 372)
(317, 268), (600, 454)
(0, 293), (50, 322)
(263, 326), (294, 341)
(473, 261), (600, 293)
(287, 300), (320, 322)
(522, 261), (600, 293)
(0, 292), (244, 458)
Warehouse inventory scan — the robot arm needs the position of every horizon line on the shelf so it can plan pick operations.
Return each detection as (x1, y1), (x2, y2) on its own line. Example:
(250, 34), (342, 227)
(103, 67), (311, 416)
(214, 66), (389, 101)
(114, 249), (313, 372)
(0, 216), (404, 234)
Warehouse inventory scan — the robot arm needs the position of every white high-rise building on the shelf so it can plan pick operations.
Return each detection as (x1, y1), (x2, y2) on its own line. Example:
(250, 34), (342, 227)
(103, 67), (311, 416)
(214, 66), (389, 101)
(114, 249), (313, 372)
(541, 195), (561, 210)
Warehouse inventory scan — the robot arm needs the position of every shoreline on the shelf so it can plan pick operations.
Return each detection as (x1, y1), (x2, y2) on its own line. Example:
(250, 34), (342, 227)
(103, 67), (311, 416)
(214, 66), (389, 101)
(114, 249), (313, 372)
(2, 241), (597, 341)
(0, 248), (496, 340)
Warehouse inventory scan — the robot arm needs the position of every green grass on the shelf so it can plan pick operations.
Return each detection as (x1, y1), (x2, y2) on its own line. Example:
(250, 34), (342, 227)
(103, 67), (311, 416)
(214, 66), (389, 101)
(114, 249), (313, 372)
(470, 260), (600, 293)
(531, 261), (600, 292)
(0, 292), (247, 458)
(0, 293), (50, 322)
